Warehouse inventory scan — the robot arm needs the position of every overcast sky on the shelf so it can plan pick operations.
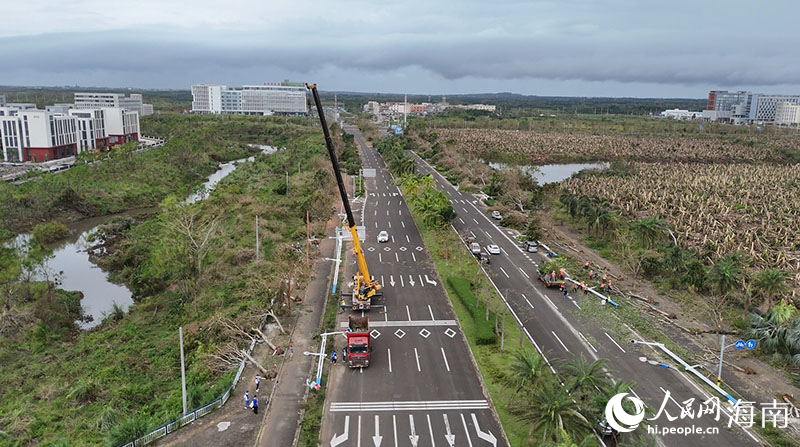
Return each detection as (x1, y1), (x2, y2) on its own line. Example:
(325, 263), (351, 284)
(2, 0), (799, 97)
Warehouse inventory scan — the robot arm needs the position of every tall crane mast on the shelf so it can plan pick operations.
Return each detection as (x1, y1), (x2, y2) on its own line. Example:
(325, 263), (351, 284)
(306, 84), (382, 310)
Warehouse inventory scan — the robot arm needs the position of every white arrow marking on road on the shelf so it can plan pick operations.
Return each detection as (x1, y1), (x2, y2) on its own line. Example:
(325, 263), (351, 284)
(460, 414), (474, 447)
(409, 415), (419, 447)
(427, 414), (437, 447)
(443, 414), (455, 447)
(409, 275), (416, 286)
(390, 275), (396, 287)
(373, 415), (383, 447)
(330, 416), (349, 447)
(425, 275), (437, 285)
(471, 414), (497, 446)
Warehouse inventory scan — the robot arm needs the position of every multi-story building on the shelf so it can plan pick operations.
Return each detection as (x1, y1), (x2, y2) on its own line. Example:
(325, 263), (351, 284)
(0, 106), (139, 162)
(190, 81), (308, 115)
(0, 95), (6, 106)
(74, 92), (154, 116)
(774, 102), (800, 125)
(706, 90), (800, 123)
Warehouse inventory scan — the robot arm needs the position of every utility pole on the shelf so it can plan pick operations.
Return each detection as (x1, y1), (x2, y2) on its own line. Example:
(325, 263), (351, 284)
(179, 326), (187, 415)
(255, 216), (260, 262)
(500, 305), (506, 356)
(717, 333), (725, 387)
(286, 171), (289, 194)
(306, 210), (310, 268)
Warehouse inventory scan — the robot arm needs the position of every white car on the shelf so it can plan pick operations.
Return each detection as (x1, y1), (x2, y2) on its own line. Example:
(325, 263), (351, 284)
(491, 211), (502, 220)
(377, 231), (389, 243)
(486, 244), (501, 255)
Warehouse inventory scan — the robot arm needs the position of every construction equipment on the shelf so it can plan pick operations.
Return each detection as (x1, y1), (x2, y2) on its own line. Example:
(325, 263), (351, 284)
(345, 316), (371, 368)
(307, 83), (382, 310)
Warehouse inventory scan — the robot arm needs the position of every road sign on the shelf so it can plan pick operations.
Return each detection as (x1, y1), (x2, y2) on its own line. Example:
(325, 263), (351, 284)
(734, 340), (745, 350)
(746, 339), (756, 350)
(395, 129), (403, 135)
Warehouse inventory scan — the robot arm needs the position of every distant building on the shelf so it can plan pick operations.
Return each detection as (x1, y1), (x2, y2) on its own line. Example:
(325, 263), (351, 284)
(0, 105), (139, 162)
(74, 92), (154, 116)
(706, 90), (800, 123)
(774, 102), (800, 125)
(0, 95), (5, 106)
(47, 103), (75, 114)
(451, 104), (497, 112)
(659, 109), (701, 120)
(191, 81), (308, 116)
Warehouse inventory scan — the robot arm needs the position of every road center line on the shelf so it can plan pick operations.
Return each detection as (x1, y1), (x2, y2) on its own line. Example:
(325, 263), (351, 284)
(578, 332), (598, 353)
(552, 331), (569, 352)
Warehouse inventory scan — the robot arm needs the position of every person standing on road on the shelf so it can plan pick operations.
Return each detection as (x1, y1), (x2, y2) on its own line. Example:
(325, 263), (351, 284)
(288, 343), (294, 358)
(252, 396), (259, 414)
(244, 390), (250, 410)
(255, 374), (261, 392)
(331, 350), (337, 364)
(342, 347), (347, 365)
(563, 289), (569, 301)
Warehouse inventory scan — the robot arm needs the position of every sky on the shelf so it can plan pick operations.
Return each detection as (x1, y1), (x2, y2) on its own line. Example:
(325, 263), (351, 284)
(2, 0), (799, 97)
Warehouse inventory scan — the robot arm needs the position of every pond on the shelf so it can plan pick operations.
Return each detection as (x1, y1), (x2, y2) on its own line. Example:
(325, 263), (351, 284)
(489, 161), (610, 185)
(9, 146), (278, 329)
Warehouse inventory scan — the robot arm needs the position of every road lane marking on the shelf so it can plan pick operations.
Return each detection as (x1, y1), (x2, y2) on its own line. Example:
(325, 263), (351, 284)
(391, 235), (395, 243)
(379, 254), (382, 263)
(552, 331), (569, 352)
(393, 415), (398, 447)
(519, 267), (530, 279)
(401, 221), (405, 228)
(414, 347), (421, 372)
(499, 267), (509, 278)
(572, 300), (582, 310)
(388, 221), (391, 228)
(605, 332), (626, 353)
(400, 276), (405, 287)
(406, 234), (411, 243)
(406, 305), (412, 321)
(428, 305), (435, 320)
(412, 253), (417, 262)
(419, 274), (425, 287)
(388, 348), (392, 373)
(358, 415), (362, 447)
(459, 218), (465, 224)
(395, 252), (399, 263)
(578, 332), (598, 353)
(441, 347), (450, 372)
(427, 414), (436, 447)
(473, 218), (479, 224)
(460, 414), (474, 447)
(522, 293), (534, 308)
(330, 400), (490, 411)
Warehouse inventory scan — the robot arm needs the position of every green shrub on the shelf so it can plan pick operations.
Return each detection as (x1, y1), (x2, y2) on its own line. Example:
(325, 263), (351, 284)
(32, 221), (68, 244)
(447, 276), (497, 345)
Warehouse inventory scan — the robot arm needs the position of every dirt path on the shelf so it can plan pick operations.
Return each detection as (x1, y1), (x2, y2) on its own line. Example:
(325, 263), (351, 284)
(539, 211), (800, 427)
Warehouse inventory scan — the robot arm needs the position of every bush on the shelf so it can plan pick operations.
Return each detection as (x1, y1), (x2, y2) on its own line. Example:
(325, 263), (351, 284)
(107, 415), (150, 446)
(447, 276), (497, 345)
(32, 221), (68, 244)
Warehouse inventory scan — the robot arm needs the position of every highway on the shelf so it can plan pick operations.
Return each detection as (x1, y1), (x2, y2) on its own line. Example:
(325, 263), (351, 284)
(408, 151), (762, 447)
(319, 126), (507, 447)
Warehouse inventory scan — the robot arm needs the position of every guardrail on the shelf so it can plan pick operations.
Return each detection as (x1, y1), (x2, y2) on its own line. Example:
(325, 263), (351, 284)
(116, 322), (263, 446)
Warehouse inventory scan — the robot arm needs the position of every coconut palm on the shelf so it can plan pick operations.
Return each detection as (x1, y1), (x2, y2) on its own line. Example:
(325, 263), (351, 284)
(505, 349), (548, 396)
(706, 256), (743, 298)
(563, 355), (611, 399)
(751, 268), (788, 311)
(631, 217), (665, 249)
(511, 377), (594, 444)
(748, 300), (800, 366)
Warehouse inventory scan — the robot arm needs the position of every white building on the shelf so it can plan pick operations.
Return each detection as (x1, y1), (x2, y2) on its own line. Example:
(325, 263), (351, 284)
(659, 109), (701, 120)
(191, 82), (308, 115)
(774, 102), (800, 125)
(707, 90), (800, 123)
(0, 106), (139, 162)
(74, 92), (154, 116)
(0, 95), (5, 106)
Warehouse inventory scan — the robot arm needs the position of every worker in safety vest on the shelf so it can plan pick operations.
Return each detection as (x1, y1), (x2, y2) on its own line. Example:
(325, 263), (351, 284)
(607, 280), (613, 291)
(588, 270), (594, 279)
(581, 282), (587, 294)
(550, 271), (556, 281)
(584, 261), (590, 269)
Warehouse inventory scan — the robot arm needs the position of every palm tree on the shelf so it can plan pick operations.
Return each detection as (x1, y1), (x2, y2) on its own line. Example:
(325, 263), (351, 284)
(505, 349), (548, 396)
(563, 355), (611, 399)
(751, 268), (788, 311)
(512, 377), (594, 444)
(631, 217), (665, 248)
(748, 300), (800, 366)
(707, 257), (742, 298)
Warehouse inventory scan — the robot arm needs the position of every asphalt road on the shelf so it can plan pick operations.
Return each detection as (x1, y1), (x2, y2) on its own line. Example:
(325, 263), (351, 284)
(409, 152), (762, 447)
(319, 126), (507, 447)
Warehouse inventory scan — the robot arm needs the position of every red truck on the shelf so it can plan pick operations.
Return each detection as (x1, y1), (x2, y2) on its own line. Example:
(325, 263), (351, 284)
(345, 316), (371, 368)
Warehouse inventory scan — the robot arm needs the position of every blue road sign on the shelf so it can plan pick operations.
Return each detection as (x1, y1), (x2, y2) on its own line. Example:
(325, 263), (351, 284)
(746, 339), (756, 350)
(390, 125), (397, 130)
(734, 340), (745, 350)
(395, 129), (403, 135)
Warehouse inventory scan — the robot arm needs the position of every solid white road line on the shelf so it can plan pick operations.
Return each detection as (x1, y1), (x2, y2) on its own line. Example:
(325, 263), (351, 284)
(578, 332), (598, 353)
(552, 331), (569, 352)
(441, 347), (450, 372)
(358, 415), (362, 447)
(414, 347), (421, 372)
(427, 414), (436, 447)
(460, 414), (474, 447)
(388, 348), (392, 373)
(428, 305), (435, 320)
(499, 267), (509, 278)
(605, 332), (626, 353)
(393, 415), (398, 447)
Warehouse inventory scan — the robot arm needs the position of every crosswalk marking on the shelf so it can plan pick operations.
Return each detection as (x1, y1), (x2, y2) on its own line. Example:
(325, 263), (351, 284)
(330, 400), (490, 412)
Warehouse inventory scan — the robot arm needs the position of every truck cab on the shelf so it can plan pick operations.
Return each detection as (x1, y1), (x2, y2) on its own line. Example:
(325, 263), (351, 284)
(346, 316), (371, 368)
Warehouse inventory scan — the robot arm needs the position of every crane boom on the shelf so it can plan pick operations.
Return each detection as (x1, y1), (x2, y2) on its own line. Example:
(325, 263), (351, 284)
(307, 83), (381, 309)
